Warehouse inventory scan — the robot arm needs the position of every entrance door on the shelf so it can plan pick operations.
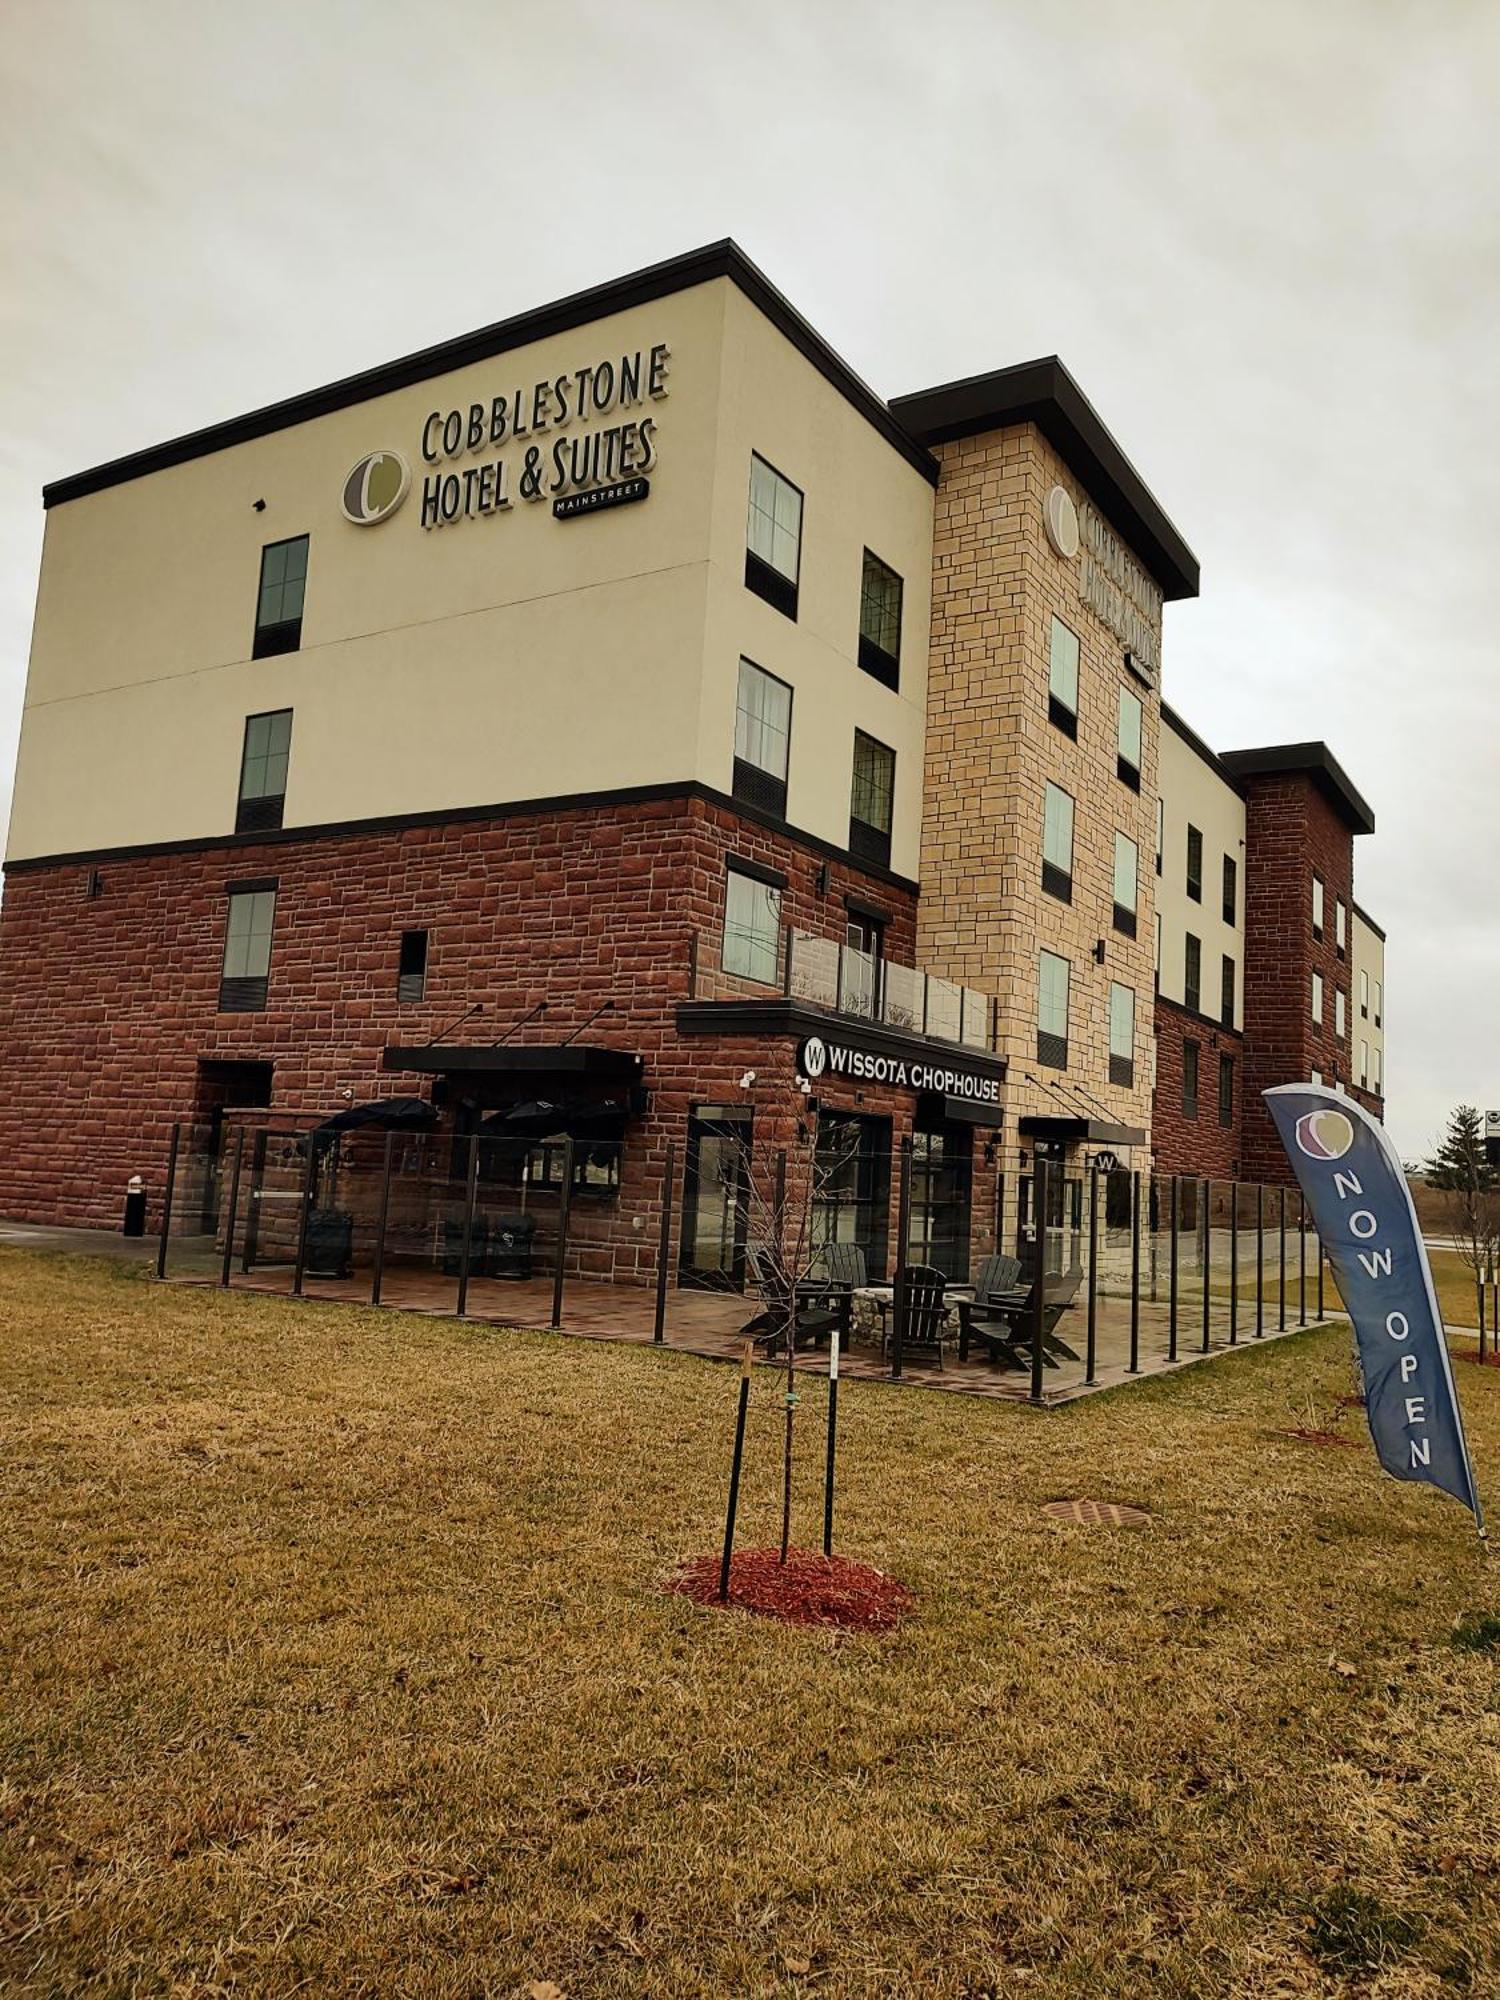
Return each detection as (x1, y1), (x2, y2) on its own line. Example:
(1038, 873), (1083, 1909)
(1017, 1152), (1084, 1278)
(906, 1125), (973, 1281)
(679, 1106), (752, 1290)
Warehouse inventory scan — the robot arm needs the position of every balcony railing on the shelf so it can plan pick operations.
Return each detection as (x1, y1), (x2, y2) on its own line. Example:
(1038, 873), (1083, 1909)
(784, 929), (994, 1051)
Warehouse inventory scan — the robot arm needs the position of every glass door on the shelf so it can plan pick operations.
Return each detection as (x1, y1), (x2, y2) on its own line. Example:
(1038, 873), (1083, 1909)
(679, 1107), (752, 1290)
(906, 1125), (973, 1281)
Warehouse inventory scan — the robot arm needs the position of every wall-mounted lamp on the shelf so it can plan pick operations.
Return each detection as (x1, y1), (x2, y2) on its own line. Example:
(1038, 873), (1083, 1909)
(1093, 939), (1107, 965)
(815, 861), (830, 895)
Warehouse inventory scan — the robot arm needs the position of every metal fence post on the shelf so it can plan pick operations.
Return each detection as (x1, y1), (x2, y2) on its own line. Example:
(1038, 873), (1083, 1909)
(653, 1141), (677, 1344)
(1200, 1178), (1212, 1354)
(242, 1129), (268, 1272)
(550, 1136), (576, 1330)
(456, 1134), (482, 1318)
(371, 1131), (395, 1307)
(1030, 1158), (1048, 1405)
(1128, 1171), (1141, 1374)
(1168, 1174), (1180, 1362)
(291, 1136), (316, 1297)
(1298, 1193), (1308, 1327)
(1229, 1181), (1239, 1346)
(1255, 1184), (1265, 1337)
(1085, 1165), (1099, 1385)
(892, 1136), (912, 1379)
(219, 1131), (245, 1289)
(155, 1122), (181, 1282)
(1278, 1187), (1287, 1332)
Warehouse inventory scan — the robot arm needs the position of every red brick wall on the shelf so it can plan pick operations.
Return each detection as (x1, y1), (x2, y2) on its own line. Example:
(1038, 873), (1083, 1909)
(1150, 997), (1243, 1180)
(1238, 775), (1358, 1183)
(0, 793), (925, 1264)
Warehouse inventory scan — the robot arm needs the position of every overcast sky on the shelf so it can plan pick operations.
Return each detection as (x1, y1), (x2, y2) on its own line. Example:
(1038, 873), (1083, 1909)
(2, 0), (1495, 1160)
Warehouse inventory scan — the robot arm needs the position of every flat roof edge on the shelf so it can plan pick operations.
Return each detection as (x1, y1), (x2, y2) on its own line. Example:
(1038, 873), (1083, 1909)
(1352, 901), (1386, 942)
(1219, 741), (1376, 836)
(44, 240), (939, 509)
(1160, 701), (1242, 792)
(890, 355), (1199, 602)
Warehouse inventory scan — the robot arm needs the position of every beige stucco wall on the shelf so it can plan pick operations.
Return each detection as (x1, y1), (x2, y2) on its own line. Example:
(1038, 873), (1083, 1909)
(916, 423), (1163, 1177)
(1351, 908), (1386, 1094)
(7, 275), (932, 872)
(1155, 717), (1245, 1028)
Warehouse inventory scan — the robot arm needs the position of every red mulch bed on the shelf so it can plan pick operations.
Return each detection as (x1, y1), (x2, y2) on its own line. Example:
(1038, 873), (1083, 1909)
(1458, 1351), (1500, 1368)
(1276, 1427), (1360, 1450)
(666, 1546), (913, 1632)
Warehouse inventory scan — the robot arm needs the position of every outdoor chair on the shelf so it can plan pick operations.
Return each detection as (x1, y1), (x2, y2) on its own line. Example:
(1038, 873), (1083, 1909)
(739, 1244), (850, 1354)
(486, 1210), (536, 1280)
(441, 1213), (489, 1277)
(971, 1252), (1023, 1304)
(957, 1267), (1082, 1369)
(818, 1242), (869, 1290)
(883, 1262), (951, 1370)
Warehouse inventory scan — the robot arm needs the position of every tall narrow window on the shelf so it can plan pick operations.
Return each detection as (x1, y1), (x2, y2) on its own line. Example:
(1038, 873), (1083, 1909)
(849, 731), (895, 868)
(1117, 687), (1143, 789)
(1154, 912), (1162, 993)
(1047, 619), (1079, 737)
(1360, 968), (1370, 1017)
(1311, 969), (1324, 1024)
(858, 549), (903, 688)
(722, 864), (782, 984)
(253, 535), (309, 659)
(1335, 987), (1346, 1038)
(1222, 854), (1237, 926)
(1218, 1052), (1235, 1128)
(1186, 824), (1203, 902)
(1155, 795), (1164, 875)
(745, 453), (802, 618)
(1221, 953), (1235, 1029)
(236, 709), (292, 833)
(1336, 898), (1347, 955)
(1042, 782), (1075, 902)
(219, 884), (276, 1012)
(732, 659), (792, 819)
(1108, 983), (1135, 1088)
(1184, 933), (1201, 1014)
(1374, 980), (1383, 1027)
(398, 929), (428, 1003)
(1037, 951), (1070, 1069)
(1373, 1045), (1382, 1092)
(1182, 1039), (1200, 1120)
(1312, 873), (1325, 939)
(1112, 831), (1138, 936)
(1360, 1038), (1369, 1088)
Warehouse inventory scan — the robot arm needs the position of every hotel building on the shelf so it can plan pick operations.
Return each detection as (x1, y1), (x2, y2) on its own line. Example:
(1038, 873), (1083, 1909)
(0, 242), (1386, 1285)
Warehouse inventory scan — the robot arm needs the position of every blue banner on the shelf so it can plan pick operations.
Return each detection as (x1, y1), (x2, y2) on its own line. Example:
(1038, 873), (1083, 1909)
(1264, 1085), (1482, 1523)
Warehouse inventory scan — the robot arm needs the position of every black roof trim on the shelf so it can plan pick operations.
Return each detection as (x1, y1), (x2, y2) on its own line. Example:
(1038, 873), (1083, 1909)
(1352, 901), (1386, 942)
(1160, 702), (1243, 793)
(889, 356), (1199, 601)
(43, 240), (940, 509)
(1218, 742), (1376, 836)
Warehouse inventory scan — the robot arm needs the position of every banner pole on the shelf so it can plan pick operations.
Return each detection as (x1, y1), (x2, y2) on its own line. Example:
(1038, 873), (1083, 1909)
(823, 1319), (839, 1557)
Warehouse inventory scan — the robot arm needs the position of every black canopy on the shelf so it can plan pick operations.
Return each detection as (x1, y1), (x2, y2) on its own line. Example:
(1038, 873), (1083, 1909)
(480, 1095), (632, 1139)
(315, 1096), (437, 1136)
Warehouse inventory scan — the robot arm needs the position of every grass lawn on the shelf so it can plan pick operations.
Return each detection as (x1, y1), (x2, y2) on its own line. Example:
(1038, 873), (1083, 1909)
(4, 1250), (1500, 1998)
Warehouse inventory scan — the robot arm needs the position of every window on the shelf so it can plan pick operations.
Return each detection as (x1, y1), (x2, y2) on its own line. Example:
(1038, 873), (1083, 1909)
(253, 535), (308, 659)
(1312, 873), (1325, 939)
(858, 550), (903, 688)
(1218, 1052), (1234, 1128)
(1155, 796), (1164, 875)
(1117, 687), (1142, 789)
(398, 929), (428, 1003)
(1222, 854), (1237, 926)
(1184, 933), (1201, 1014)
(1186, 824), (1203, 902)
(745, 453), (802, 618)
(236, 709), (292, 833)
(1374, 980), (1383, 1028)
(1112, 831), (1138, 936)
(1360, 1038), (1369, 1089)
(1311, 969), (1324, 1024)
(219, 884), (276, 1012)
(1108, 983), (1135, 1088)
(1373, 1045), (1382, 1092)
(1182, 1039), (1199, 1120)
(1360, 968), (1369, 1017)
(1336, 898), (1347, 955)
(1042, 782), (1075, 902)
(722, 865), (782, 984)
(1154, 912), (1161, 993)
(1037, 951), (1070, 1069)
(1335, 987), (1346, 1039)
(732, 659), (792, 819)
(1047, 619), (1079, 737)
(1221, 953), (1235, 1028)
(849, 731), (895, 868)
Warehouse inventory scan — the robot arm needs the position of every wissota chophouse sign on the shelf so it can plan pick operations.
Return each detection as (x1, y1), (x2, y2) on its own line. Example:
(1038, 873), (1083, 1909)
(341, 341), (670, 531)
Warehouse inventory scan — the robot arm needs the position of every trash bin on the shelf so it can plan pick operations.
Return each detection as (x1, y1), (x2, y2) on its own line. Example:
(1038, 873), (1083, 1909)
(305, 1208), (354, 1279)
(489, 1212), (536, 1280)
(122, 1175), (147, 1238)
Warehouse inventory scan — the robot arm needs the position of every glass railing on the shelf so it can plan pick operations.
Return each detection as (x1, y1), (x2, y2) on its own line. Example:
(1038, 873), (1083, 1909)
(785, 930), (993, 1049)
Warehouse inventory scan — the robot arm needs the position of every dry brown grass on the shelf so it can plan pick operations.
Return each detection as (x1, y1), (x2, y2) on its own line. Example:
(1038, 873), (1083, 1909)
(3, 1247), (1500, 1999)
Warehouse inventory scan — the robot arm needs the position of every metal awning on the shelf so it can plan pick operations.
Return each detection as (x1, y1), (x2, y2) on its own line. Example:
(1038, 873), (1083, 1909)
(382, 1044), (642, 1082)
(314, 1095), (437, 1135)
(1018, 1116), (1146, 1146)
(480, 1095), (633, 1138)
(916, 1091), (1004, 1130)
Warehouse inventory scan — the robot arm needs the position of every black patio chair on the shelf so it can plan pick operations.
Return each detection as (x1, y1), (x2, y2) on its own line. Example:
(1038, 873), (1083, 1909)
(441, 1212), (488, 1277)
(487, 1211), (536, 1280)
(971, 1252), (1023, 1304)
(739, 1244), (849, 1354)
(883, 1263), (951, 1369)
(957, 1267), (1082, 1369)
(819, 1242), (869, 1289)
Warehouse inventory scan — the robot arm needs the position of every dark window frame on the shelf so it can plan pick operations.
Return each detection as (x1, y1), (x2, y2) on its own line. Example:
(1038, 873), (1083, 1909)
(1185, 824), (1203, 903)
(218, 882), (278, 1013)
(1182, 1038), (1200, 1121)
(1220, 953), (1236, 1029)
(731, 657), (793, 821)
(744, 452), (803, 621)
(849, 729), (895, 869)
(398, 929), (429, 1004)
(1222, 853), (1237, 926)
(1047, 618), (1080, 740)
(1116, 686), (1143, 791)
(235, 708), (292, 834)
(857, 548), (903, 690)
(1184, 933), (1202, 1015)
(252, 535), (309, 660)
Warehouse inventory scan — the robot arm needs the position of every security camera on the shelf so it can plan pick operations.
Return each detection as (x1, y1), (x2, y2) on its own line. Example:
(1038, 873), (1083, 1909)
(739, 1070), (757, 1089)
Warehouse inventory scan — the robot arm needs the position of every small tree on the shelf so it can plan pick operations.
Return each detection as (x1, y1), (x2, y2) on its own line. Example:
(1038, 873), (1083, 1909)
(1425, 1105), (1500, 1340)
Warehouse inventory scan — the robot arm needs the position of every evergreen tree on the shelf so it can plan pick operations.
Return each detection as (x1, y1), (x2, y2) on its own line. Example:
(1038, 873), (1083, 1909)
(1426, 1105), (1499, 1343)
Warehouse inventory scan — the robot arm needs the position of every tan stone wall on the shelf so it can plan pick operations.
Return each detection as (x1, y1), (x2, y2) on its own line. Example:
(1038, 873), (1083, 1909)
(915, 423), (1162, 1232)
